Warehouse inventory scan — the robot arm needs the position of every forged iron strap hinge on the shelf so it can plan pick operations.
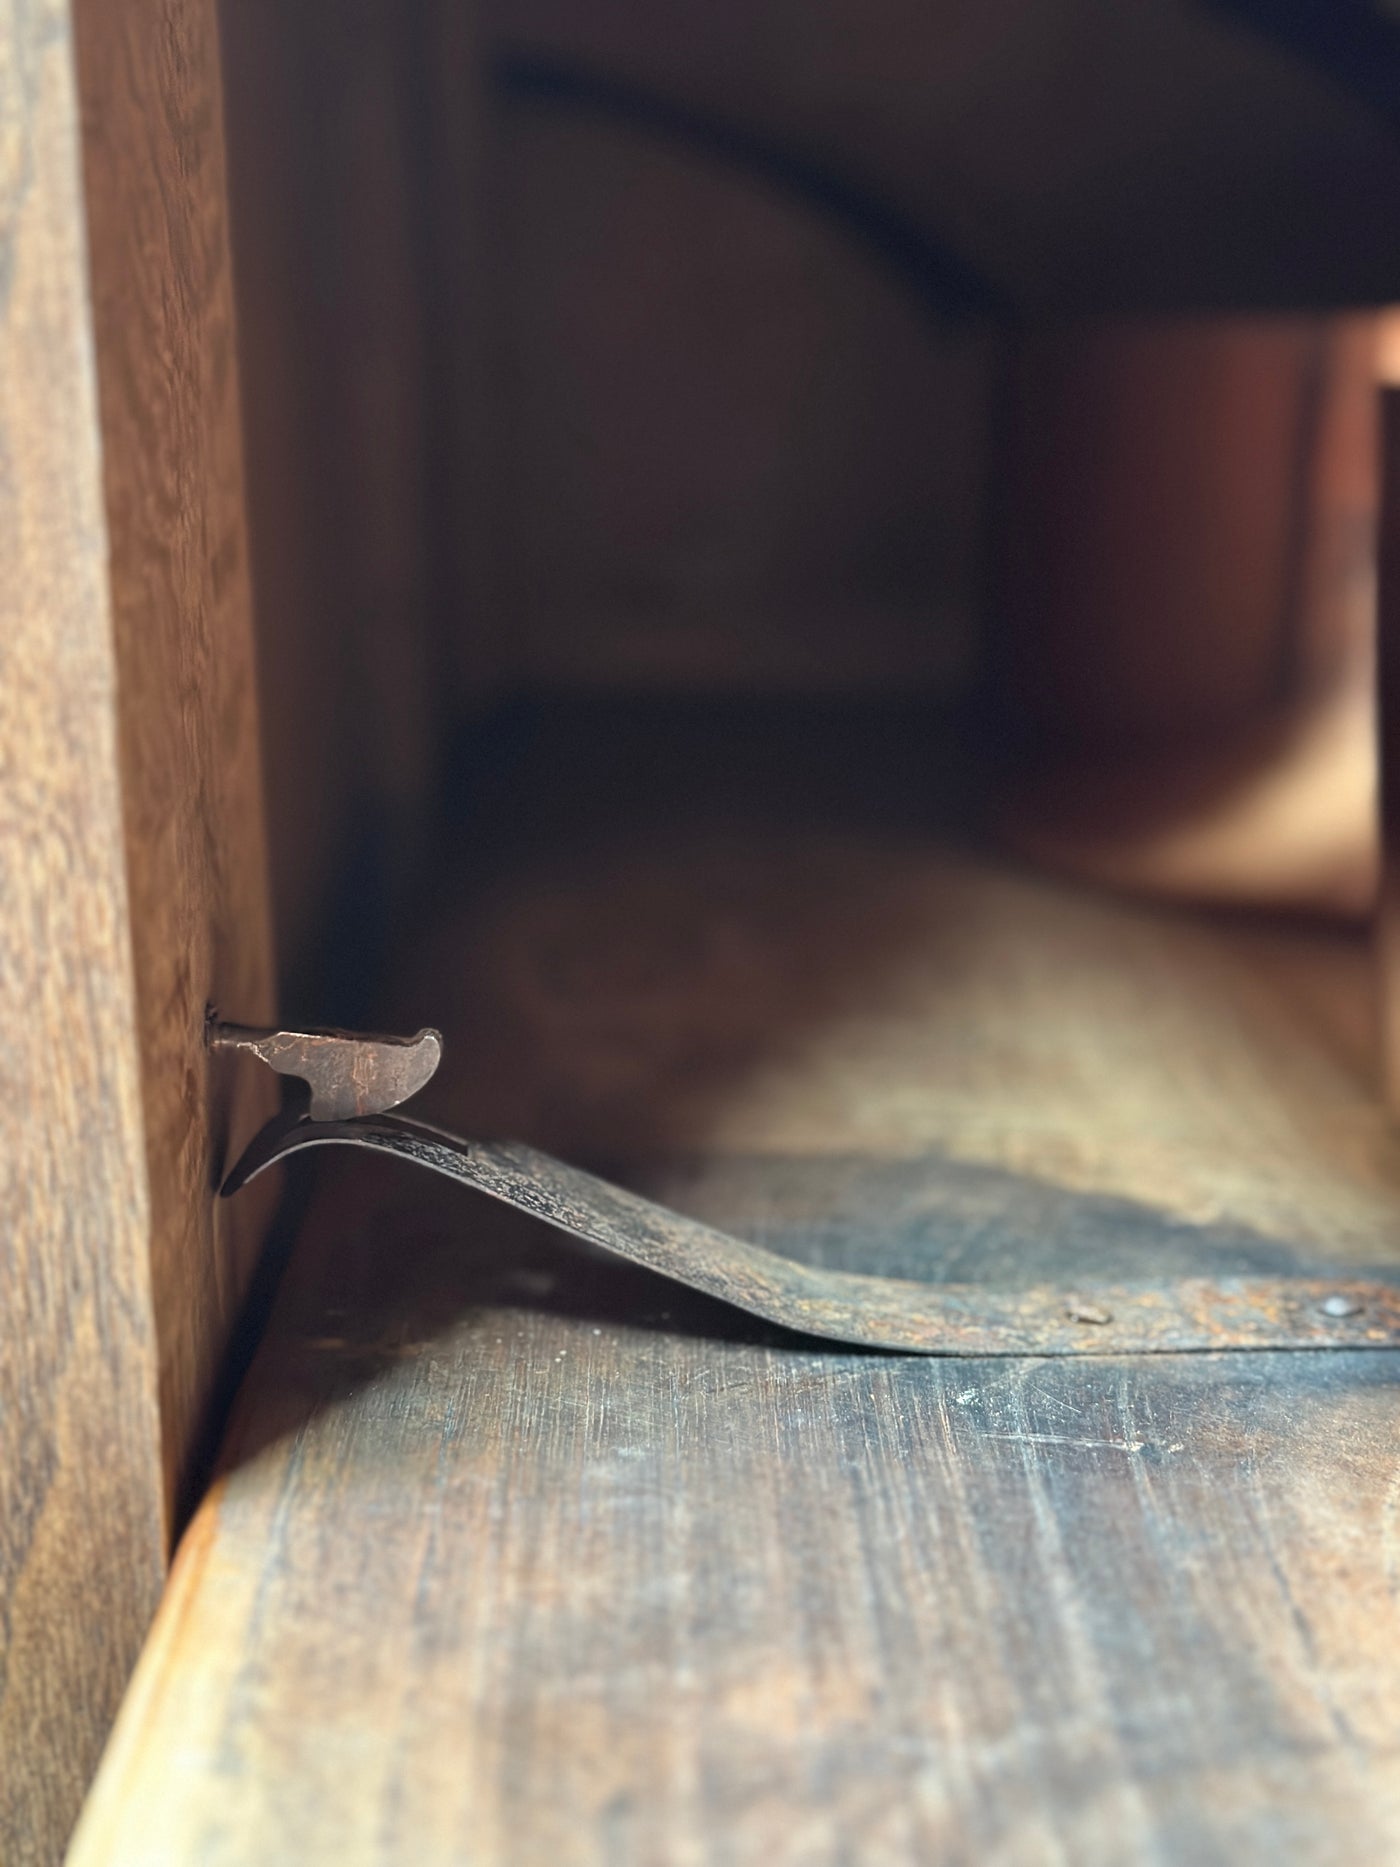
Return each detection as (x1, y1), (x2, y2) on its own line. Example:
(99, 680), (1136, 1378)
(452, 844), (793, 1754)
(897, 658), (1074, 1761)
(210, 1019), (1400, 1359)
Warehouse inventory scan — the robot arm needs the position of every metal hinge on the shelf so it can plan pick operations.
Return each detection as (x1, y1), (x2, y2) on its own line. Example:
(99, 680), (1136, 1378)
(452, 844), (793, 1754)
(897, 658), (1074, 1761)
(210, 1018), (1400, 1358)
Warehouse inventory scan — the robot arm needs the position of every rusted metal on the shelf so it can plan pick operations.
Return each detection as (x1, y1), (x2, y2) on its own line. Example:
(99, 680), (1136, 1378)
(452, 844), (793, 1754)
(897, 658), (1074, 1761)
(207, 1017), (442, 1121)
(217, 1027), (1400, 1357)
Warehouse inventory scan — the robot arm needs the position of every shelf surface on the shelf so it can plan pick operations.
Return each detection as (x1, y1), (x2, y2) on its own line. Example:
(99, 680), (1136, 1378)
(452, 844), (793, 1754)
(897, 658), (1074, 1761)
(71, 709), (1400, 1864)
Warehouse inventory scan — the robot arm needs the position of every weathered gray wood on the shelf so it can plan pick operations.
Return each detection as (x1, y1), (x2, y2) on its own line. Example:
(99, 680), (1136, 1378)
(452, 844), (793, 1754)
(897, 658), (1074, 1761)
(72, 0), (280, 1525)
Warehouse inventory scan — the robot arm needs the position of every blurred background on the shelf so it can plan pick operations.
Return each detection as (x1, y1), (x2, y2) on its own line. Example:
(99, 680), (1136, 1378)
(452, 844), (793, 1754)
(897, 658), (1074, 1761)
(214, 0), (1400, 1017)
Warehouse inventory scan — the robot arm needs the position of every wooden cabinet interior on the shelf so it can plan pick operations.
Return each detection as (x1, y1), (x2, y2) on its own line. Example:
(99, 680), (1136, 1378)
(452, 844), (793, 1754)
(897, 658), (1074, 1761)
(218, 0), (1400, 1003)
(7, 0), (1400, 1860)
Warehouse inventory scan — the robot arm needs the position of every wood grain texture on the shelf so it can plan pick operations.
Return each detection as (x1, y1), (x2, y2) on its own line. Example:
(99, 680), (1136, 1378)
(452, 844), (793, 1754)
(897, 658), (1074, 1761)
(997, 319), (1334, 743)
(70, 0), (279, 1524)
(486, 0), (1400, 309)
(70, 719), (1400, 1862)
(1, 0), (275, 1857)
(68, 1225), (1400, 1865)
(0, 8), (165, 1860)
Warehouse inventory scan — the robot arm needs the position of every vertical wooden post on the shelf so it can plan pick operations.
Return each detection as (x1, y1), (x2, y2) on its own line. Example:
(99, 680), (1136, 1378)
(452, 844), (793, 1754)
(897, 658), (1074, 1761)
(0, 0), (276, 1858)
(0, 15), (165, 1852)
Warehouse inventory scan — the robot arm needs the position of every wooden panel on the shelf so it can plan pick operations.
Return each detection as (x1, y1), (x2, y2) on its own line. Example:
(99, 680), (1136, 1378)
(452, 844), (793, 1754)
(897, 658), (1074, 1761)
(0, 0), (275, 1857)
(68, 715), (1400, 1861)
(71, 0), (280, 1527)
(992, 316), (1380, 922)
(997, 319), (1333, 743)
(0, 11), (164, 1860)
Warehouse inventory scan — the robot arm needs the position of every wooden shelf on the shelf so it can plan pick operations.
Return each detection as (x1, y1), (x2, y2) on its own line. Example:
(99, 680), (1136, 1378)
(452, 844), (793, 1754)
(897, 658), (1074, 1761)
(70, 711), (1400, 1862)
